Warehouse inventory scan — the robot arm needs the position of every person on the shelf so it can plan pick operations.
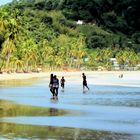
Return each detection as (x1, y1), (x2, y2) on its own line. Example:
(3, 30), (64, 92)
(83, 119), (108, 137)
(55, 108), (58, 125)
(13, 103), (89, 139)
(82, 73), (89, 92)
(121, 74), (123, 78)
(61, 76), (65, 90)
(49, 73), (55, 99)
(52, 75), (59, 99)
(119, 74), (123, 78)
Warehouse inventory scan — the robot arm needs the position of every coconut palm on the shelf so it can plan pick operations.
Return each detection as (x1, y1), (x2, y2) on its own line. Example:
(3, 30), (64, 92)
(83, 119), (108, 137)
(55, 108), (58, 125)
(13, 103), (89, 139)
(20, 39), (38, 72)
(10, 56), (24, 72)
(41, 39), (56, 70)
(1, 37), (16, 72)
(69, 35), (87, 68)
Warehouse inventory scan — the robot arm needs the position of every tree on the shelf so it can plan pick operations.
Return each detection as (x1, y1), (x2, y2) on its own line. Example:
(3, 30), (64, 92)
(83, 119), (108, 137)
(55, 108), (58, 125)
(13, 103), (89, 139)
(20, 39), (38, 72)
(1, 37), (16, 72)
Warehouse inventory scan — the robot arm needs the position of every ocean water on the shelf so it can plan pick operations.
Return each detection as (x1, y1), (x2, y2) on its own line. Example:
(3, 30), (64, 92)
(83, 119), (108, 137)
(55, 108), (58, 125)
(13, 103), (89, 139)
(0, 73), (140, 140)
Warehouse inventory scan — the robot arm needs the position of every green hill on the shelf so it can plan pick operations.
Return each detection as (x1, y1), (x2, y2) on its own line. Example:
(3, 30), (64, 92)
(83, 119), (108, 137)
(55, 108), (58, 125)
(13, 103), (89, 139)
(0, 0), (140, 72)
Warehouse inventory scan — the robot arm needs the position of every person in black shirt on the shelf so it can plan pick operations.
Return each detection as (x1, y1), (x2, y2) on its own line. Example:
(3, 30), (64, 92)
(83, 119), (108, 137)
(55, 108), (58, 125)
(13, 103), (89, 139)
(52, 75), (59, 99)
(82, 73), (89, 91)
(61, 76), (65, 90)
(49, 73), (55, 99)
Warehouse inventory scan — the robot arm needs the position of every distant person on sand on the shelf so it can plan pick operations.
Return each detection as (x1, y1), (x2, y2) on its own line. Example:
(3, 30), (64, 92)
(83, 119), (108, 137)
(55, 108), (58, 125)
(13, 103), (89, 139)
(82, 73), (89, 92)
(119, 74), (123, 78)
(61, 76), (65, 90)
(49, 73), (55, 99)
(52, 75), (59, 99)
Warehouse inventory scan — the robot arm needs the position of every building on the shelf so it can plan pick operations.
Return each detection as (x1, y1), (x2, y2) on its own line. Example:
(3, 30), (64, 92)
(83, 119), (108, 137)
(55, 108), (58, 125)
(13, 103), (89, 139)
(76, 20), (83, 25)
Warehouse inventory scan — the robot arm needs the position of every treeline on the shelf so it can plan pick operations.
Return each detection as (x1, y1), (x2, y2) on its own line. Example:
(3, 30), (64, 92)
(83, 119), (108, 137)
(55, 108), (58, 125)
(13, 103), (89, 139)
(11, 0), (140, 50)
(0, 0), (140, 73)
(12, 0), (140, 35)
(62, 0), (140, 35)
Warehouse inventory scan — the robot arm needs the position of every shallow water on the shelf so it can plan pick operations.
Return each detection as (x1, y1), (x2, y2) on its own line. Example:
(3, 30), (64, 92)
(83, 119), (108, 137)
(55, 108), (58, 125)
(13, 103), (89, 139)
(0, 73), (140, 140)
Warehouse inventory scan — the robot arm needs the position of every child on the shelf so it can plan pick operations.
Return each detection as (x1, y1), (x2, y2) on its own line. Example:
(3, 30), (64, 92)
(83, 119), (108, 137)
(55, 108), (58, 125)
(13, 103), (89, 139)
(61, 76), (65, 90)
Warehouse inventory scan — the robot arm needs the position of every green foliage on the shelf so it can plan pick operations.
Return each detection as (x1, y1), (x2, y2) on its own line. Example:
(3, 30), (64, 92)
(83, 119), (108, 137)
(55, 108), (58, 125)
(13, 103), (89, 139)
(61, 0), (140, 35)
(132, 32), (140, 44)
(41, 15), (52, 25)
(87, 35), (106, 49)
(0, 0), (139, 71)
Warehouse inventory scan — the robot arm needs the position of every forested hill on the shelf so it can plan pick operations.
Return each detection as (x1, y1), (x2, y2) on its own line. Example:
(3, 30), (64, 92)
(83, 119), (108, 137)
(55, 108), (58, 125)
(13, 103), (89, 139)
(62, 0), (140, 35)
(11, 0), (140, 35)
(0, 0), (140, 72)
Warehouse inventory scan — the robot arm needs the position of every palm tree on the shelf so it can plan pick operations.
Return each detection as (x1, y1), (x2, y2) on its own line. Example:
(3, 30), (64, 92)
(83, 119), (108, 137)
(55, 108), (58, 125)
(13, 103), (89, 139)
(1, 37), (16, 72)
(0, 54), (5, 73)
(69, 35), (87, 68)
(116, 48), (135, 69)
(128, 51), (138, 67)
(10, 57), (24, 72)
(76, 36), (87, 68)
(41, 39), (55, 70)
(20, 39), (38, 72)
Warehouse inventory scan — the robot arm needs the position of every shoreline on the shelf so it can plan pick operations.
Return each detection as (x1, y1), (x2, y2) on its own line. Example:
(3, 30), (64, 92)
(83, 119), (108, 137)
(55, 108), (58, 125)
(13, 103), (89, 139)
(0, 71), (140, 81)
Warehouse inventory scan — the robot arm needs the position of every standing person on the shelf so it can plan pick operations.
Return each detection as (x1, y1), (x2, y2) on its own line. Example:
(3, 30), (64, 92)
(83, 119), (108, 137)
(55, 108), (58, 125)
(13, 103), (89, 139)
(49, 73), (55, 99)
(82, 73), (89, 92)
(53, 75), (59, 100)
(119, 74), (123, 78)
(61, 76), (65, 91)
(120, 74), (123, 78)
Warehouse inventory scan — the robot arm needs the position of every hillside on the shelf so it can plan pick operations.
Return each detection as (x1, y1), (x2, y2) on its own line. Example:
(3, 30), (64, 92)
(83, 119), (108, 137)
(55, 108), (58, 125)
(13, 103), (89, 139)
(0, 0), (140, 72)
(11, 0), (140, 35)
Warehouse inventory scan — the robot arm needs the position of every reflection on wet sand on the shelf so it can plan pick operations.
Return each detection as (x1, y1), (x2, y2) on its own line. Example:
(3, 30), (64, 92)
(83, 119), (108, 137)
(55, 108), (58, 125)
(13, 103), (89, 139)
(0, 122), (132, 140)
(0, 78), (39, 87)
(0, 100), (66, 117)
(0, 100), (133, 140)
(49, 108), (58, 116)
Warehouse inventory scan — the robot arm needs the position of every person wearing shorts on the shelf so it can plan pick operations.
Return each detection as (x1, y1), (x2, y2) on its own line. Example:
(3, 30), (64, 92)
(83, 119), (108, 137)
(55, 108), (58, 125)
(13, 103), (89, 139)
(82, 73), (89, 91)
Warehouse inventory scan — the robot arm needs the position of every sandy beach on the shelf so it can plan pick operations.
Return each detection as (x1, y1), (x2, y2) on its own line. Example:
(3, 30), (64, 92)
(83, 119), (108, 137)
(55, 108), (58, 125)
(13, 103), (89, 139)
(0, 71), (140, 81)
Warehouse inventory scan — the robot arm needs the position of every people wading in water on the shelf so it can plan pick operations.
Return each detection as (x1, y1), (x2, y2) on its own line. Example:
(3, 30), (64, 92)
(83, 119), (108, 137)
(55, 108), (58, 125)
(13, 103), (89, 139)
(52, 75), (59, 100)
(82, 73), (89, 92)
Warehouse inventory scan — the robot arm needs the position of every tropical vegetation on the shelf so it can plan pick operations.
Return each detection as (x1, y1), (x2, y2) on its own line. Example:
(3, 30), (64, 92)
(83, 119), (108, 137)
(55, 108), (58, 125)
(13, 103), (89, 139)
(0, 0), (140, 72)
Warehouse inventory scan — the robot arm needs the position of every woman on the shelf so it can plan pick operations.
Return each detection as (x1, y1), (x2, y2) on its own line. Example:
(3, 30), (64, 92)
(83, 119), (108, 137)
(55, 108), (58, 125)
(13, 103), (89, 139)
(49, 73), (55, 99)
(53, 75), (59, 99)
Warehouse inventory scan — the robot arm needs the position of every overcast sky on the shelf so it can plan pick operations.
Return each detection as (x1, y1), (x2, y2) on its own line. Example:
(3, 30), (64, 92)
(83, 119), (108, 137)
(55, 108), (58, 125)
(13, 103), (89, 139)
(0, 0), (12, 6)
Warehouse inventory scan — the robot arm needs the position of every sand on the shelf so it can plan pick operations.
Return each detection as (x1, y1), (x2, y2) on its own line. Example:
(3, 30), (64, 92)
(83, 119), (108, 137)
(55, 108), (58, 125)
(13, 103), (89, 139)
(0, 71), (140, 81)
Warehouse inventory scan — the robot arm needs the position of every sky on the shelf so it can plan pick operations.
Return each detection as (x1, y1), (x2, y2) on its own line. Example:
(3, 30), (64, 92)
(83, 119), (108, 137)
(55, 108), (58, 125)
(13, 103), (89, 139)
(0, 0), (12, 6)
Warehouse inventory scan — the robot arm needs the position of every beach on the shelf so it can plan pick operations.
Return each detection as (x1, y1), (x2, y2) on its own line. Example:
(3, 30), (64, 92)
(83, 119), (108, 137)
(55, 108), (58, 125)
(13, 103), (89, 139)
(0, 71), (140, 82)
(0, 71), (140, 140)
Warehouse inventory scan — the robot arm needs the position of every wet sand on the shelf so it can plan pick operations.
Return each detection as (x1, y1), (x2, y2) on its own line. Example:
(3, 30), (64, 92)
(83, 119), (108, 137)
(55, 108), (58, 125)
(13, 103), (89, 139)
(0, 72), (140, 140)
(0, 100), (135, 140)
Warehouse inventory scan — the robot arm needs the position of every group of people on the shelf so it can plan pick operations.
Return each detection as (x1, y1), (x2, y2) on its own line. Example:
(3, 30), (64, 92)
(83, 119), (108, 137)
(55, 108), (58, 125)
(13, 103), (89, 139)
(49, 74), (65, 100)
(49, 73), (89, 100)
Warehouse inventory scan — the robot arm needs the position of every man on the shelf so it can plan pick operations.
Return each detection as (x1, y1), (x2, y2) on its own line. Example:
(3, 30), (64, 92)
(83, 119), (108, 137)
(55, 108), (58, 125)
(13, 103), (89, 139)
(82, 73), (89, 92)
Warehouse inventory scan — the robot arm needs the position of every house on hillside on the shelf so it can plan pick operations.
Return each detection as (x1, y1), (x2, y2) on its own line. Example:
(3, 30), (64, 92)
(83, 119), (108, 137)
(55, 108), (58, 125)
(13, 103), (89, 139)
(110, 58), (120, 70)
(76, 20), (83, 25)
